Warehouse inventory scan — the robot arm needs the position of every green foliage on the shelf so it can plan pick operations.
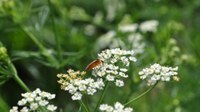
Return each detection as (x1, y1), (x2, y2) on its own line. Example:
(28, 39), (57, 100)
(0, 0), (200, 112)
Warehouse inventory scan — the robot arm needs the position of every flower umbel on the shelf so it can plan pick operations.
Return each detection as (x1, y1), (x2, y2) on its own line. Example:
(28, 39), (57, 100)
(9, 88), (57, 112)
(128, 33), (145, 55)
(99, 102), (133, 112)
(139, 20), (159, 33)
(57, 69), (105, 100)
(0, 44), (8, 61)
(92, 48), (136, 87)
(139, 63), (179, 86)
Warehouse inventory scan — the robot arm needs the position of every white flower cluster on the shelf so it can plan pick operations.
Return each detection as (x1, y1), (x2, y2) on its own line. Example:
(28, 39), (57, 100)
(92, 48), (136, 87)
(139, 20), (159, 33)
(128, 33), (145, 54)
(10, 88), (57, 112)
(139, 63), (179, 86)
(118, 24), (138, 33)
(57, 69), (105, 100)
(96, 19), (159, 56)
(99, 102), (133, 112)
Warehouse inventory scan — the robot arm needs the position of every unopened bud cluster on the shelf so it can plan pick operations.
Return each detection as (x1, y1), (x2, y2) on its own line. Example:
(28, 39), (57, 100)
(0, 46), (8, 60)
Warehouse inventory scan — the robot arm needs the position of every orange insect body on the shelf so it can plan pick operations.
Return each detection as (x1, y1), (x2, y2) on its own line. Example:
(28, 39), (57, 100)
(85, 59), (102, 71)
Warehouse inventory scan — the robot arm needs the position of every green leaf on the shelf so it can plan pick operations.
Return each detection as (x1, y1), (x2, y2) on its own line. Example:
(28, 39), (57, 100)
(69, 6), (91, 21)
(11, 51), (41, 61)
(0, 96), (9, 112)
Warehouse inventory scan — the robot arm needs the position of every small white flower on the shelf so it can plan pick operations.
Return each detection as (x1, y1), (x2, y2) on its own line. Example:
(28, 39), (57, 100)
(10, 106), (18, 112)
(87, 87), (97, 95)
(161, 76), (170, 81)
(66, 84), (77, 94)
(20, 107), (29, 112)
(78, 84), (87, 91)
(40, 91), (51, 98)
(17, 99), (27, 106)
(99, 102), (133, 112)
(89, 81), (96, 88)
(95, 78), (105, 89)
(151, 75), (160, 81)
(48, 94), (56, 100)
(34, 88), (41, 94)
(99, 104), (113, 112)
(107, 106), (114, 112)
(115, 80), (124, 87)
(39, 100), (49, 106)
(114, 102), (124, 109)
(30, 103), (38, 110)
(72, 92), (82, 100)
(26, 97), (34, 102)
(120, 68), (128, 72)
(106, 75), (115, 81)
(124, 107), (133, 112)
(99, 104), (109, 111)
(35, 96), (42, 101)
(119, 72), (128, 78)
(129, 56), (137, 62)
(47, 104), (57, 111)
(21, 93), (30, 98)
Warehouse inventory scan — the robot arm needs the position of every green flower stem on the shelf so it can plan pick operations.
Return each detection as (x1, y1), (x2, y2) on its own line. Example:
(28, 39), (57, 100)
(78, 106), (82, 112)
(84, 96), (90, 112)
(47, 0), (62, 62)
(79, 100), (90, 112)
(19, 24), (46, 51)
(13, 75), (30, 92)
(93, 81), (109, 112)
(124, 82), (158, 106)
(9, 60), (44, 111)
(19, 24), (60, 68)
(8, 61), (30, 92)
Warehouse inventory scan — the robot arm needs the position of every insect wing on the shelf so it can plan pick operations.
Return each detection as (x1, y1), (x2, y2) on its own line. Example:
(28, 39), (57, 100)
(85, 59), (102, 71)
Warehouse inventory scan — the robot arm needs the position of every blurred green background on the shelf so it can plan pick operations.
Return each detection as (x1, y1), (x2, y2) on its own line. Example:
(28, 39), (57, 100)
(0, 0), (200, 112)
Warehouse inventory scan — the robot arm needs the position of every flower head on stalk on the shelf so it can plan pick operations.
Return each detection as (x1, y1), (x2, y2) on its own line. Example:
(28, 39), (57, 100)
(0, 42), (9, 62)
(92, 48), (137, 87)
(138, 63), (179, 86)
(99, 102), (133, 112)
(57, 69), (104, 100)
(9, 88), (57, 112)
(139, 20), (159, 33)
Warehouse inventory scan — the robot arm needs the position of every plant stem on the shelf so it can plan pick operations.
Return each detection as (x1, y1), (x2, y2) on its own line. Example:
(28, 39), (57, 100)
(124, 82), (158, 106)
(79, 100), (90, 112)
(13, 75), (30, 92)
(19, 24), (60, 68)
(19, 24), (46, 51)
(47, 0), (62, 62)
(8, 61), (30, 92)
(93, 81), (109, 112)
(78, 106), (82, 112)
(84, 96), (90, 112)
